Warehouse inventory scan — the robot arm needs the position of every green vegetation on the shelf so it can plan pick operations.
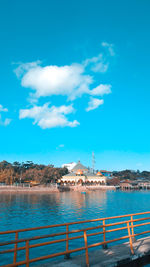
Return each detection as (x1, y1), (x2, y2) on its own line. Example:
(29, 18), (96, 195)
(0, 161), (68, 185)
(108, 170), (150, 185)
(113, 169), (150, 180)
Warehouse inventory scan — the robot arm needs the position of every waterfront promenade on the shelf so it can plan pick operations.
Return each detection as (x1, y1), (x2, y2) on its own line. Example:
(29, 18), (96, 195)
(49, 236), (150, 267)
(0, 185), (115, 193)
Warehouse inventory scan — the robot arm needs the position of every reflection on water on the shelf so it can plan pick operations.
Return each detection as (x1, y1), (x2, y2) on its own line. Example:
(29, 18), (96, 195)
(0, 190), (150, 265)
(0, 191), (107, 232)
(1, 190), (150, 231)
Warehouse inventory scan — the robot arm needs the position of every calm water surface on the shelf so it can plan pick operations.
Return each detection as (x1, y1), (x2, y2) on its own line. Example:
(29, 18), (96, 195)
(0, 190), (150, 265)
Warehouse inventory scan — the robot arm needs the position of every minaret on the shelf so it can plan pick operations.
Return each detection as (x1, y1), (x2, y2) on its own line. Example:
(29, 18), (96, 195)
(92, 152), (95, 173)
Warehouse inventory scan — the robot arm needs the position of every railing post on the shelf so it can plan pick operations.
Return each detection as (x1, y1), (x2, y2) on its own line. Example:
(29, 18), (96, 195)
(131, 215), (136, 242)
(127, 222), (134, 255)
(13, 232), (18, 263)
(26, 240), (29, 267)
(102, 219), (108, 249)
(64, 224), (70, 259)
(84, 230), (89, 267)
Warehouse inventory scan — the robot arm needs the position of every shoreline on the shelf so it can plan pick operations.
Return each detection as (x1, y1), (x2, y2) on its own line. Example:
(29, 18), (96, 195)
(0, 185), (116, 193)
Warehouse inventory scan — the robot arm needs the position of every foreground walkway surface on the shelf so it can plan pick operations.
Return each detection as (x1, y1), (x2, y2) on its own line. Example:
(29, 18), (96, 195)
(36, 237), (150, 267)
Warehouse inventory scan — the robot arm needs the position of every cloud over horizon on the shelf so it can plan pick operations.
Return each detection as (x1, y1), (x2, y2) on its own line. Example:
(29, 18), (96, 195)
(15, 42), (114, 129)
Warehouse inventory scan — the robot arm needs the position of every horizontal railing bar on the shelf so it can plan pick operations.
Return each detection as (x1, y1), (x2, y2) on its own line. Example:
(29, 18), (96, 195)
(0, 226), (127, 255)
(1, 211), (150, 235)
(131, 221), (150, 229)
(105, 216), (150, 227)
(31, 225), (128, 246)
(0, 225), (103, 246)
(2, 231), (150, 267)
(0, 234), (85, 254)
(132, 230), (150, 238)
(3, 234), (135, 267)
(86, 226), (128, 237)
(87, 235), (130, 249)
(108, 221), (150, 234)
(30, 234), (84, 248)
(85, 226), (127, 237)
(86, 230), (150, 251)
(0, 225), (127, 247)
(1, 216), (150, 247)
(0, 227), (130, 255)
(80, 232), (149, 252)
(4, 227), (126, 255)
(3, 246), (87, 267)
(105, 226), (127, 233)
(130, 216), (150, 223)
(0, 248), (18, 254)
(0, 223), (147, 255)
(29, 246), (88, 263)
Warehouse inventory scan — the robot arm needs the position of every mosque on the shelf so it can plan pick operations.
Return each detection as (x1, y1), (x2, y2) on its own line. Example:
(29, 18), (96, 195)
(61, 161), (107, 185)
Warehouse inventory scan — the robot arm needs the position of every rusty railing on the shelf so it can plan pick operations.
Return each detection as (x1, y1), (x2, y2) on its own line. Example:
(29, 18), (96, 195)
(0, 211), (150, 267)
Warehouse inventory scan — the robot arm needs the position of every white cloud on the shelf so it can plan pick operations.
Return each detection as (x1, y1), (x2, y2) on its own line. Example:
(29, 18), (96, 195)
(13, 60), (41, 78)
(14, 61), (111, 100)
(19, 103), (79, 129)
(3, 118), (11, 126)
(91, 62), (109, 73)
(83, 53), (109, 73)
(59, 144), (64, 148)
(56, 144), (65, 149)
(0, 105), (11, 126)
(15, 43), (114, 128)
(90, 84), (111, 96)
(86, 98), (104, 112)
(101, 42), (115, 56)
(0, 104), (8, 112)
(16, 63), (92, 101)
(14, 43), (114, 101)
(14, 61), (111, 101)
(83, 42), (115, 73)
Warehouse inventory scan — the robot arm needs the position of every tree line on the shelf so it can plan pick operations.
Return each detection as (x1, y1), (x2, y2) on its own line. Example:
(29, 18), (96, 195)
(107, 169), (150, 186)
(0, 161), (68, 185)
(112, 169), (150, 180)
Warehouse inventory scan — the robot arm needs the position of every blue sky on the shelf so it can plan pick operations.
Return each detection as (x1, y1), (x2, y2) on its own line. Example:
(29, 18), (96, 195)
(0, 0), (150, 171)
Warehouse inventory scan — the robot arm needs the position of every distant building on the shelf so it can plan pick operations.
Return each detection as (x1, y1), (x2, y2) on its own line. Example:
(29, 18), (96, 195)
(120, 179), (150, 190)
(61, 161), (106, 185)
(120, 180), (138, 190)
(100, 170), (112, 178)
(136, 180), (150, 189)
(62, 162), (76, 172)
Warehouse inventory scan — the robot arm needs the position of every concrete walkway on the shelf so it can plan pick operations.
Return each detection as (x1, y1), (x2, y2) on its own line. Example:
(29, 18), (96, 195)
(35, 237), (150, 267)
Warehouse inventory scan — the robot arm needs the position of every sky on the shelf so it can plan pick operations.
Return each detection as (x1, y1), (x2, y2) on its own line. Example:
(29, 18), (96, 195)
(1, 0), (150, 171)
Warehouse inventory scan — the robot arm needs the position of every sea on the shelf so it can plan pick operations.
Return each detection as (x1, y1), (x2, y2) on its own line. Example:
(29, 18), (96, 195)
(0, 190), (150, 266)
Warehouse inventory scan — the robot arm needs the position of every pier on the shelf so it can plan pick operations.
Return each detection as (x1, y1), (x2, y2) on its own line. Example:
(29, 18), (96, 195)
(0, 211), (150, 266)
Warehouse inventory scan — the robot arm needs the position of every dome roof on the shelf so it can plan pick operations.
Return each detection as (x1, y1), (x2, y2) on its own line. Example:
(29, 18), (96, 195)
(72, 161), (88, 172)
(96, 171), (102, 176)
(76, 169), (83, 175)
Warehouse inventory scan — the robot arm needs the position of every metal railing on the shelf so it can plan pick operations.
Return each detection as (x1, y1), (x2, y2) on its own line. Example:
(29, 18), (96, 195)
(0, 211), (150, 267)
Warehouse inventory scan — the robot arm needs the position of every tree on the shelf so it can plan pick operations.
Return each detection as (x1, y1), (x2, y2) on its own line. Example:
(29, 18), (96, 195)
(0, 161), (69, 185)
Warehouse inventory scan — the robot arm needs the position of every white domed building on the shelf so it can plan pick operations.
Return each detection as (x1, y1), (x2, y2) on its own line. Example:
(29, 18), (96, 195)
(61, 161), (106, 185)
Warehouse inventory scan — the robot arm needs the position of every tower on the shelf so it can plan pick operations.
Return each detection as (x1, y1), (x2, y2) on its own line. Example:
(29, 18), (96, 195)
(92, 152), (95, 173)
